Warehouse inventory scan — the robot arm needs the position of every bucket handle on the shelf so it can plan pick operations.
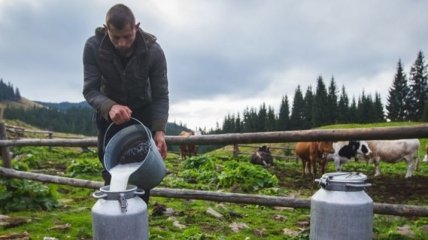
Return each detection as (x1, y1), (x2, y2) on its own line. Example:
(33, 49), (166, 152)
(102, 117), (152, 153)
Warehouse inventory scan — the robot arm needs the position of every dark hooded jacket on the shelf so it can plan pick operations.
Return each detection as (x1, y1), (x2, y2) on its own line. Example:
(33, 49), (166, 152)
(83, 27), (169, 131)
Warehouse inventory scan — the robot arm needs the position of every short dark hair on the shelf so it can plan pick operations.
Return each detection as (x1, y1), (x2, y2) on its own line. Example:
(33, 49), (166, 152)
(105, 4), (135, 29)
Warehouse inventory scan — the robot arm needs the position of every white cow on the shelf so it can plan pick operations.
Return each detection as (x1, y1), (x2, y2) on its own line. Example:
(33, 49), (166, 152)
(366, 139), (420, 178)
(423, 144), (428, 163)
(326, 141), (372, 171)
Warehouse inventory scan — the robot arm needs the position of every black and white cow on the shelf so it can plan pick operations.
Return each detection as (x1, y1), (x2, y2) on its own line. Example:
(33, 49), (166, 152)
(366, 139), (420, 178)
(251, 145), (274, 166)
(326, 141), (371, 171)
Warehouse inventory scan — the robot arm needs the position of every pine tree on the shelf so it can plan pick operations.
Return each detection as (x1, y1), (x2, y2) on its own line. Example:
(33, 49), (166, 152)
(257, 103), (268, 131)
(235, 113), (242, 133)
(407, 51), (428, 121)
(290, 85), (306, 130)
(312, 76), (329, 127)
(266, 106), (276, 131)
(337, 85), (350, 123)
(14, 88), (22, 101)
(303, 86), (313, 129)
(374, 92), (385, 122)
(327, 77), (338, 124)
(349, 97), (358, 122)
(357, 91), (375, 123)
(277, 95), (290, 130)
(386, 59), (409, 121)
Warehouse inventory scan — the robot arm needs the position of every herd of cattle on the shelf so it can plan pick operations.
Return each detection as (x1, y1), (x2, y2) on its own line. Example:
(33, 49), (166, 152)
(252, 139), (428, 178)
(177, 131), (428, 178)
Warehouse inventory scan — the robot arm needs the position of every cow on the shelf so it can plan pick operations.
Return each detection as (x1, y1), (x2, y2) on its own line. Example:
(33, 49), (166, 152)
(178, 131), (197, 160)
(295, 141), (334, 178)
(251, 145), (274, 166)
(366, 139), (420, 178)
(326, 141), (372, 171)
(423, 144), (428, 163)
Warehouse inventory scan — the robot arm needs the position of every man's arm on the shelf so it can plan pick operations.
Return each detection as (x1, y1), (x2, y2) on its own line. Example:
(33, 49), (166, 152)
(82, 38), (117, 120)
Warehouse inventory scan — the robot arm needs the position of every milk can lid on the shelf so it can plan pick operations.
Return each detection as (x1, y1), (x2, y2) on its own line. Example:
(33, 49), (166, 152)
(316, 172), (370, 191)
(322, 172), (367, 183)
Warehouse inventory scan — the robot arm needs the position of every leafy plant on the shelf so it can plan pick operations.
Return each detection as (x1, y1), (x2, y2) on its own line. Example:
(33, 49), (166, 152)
(0, 178), (58, 212)
(66, 157), (102, 177)
(217, 161), (279, 192)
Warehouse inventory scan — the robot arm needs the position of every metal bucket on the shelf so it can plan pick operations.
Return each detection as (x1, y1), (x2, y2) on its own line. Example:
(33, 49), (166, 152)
(103, 118), (167, 190)
(310, 172), (373, 240)
(92, 185), (148, 240)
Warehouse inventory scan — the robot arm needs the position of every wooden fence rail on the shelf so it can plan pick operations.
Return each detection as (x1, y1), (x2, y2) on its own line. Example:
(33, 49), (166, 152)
(1, 167), (427, 217)
(0, 124), (427, 147)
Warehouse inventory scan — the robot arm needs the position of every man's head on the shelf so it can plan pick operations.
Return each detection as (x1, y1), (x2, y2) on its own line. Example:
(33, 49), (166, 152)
(104, 4), (140, 56)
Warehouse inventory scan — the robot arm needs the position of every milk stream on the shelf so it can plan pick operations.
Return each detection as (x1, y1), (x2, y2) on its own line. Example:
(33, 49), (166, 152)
(109, 162), (141, 191)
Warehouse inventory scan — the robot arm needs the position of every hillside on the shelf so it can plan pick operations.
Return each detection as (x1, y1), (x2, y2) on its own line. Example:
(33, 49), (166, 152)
(0, 97), (45, 110)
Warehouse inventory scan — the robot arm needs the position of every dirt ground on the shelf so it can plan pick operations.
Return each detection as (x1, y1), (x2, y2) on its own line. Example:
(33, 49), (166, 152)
(272, 165), (428, 205)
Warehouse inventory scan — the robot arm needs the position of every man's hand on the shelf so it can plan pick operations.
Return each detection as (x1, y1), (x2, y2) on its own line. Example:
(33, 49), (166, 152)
(109, 104), (132, 124)
(154, 131), (167, 159)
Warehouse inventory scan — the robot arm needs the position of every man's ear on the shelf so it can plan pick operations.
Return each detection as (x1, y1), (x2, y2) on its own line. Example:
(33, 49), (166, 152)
(103, 24), (108, 31)
(135, 22), (140, 29)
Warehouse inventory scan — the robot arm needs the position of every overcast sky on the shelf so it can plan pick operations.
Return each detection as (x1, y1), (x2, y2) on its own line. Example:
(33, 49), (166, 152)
(1, 0), (427, 130)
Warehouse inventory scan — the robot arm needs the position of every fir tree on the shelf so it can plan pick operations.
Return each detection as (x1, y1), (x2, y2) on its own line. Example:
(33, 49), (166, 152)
(407, 51), (428, 121)
(327, 77), (338, 124)
(337, 85), (350, 123)
(386, 59), (409, 121)
(277, 95), (290, 130)
(303, 86), (313, 129)
(374, 92), (385, 122)
(312, 76), (329, 127)
(290, 85), (306, 130)
(266, 106), (276, 131)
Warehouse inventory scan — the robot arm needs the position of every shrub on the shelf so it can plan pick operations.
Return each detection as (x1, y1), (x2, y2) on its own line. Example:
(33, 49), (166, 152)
(66, 158), (102, 177)
(217, 161), (278, 192)
(0, 178), (58, 212)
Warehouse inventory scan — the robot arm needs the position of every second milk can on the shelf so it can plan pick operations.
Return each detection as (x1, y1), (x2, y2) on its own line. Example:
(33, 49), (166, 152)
(310, 172), (373, 240)
(92, 185), (149, 240)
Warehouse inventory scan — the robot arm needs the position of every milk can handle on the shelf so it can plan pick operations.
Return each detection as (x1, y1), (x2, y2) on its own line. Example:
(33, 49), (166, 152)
(345, 183), (372, 188)
(134, 189), (146, 196)
(92, 191), (107, 199)
(102, 117), (152, 153)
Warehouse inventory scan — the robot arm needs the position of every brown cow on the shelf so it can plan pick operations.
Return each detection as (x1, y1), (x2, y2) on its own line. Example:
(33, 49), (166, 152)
(179, 131), (197, 160)
(295, 141), (334, 177)
(423, 144), (428, 163)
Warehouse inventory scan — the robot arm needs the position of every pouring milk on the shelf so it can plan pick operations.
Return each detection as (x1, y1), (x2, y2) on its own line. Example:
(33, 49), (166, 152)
(109, 162), (141, 191)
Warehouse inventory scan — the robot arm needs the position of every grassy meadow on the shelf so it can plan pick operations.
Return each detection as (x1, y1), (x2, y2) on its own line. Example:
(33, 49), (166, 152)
(0, 122), (428, 239)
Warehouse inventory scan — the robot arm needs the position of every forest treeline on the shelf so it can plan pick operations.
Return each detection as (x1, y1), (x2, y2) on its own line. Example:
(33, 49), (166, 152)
(218, 51), (428, 134)
(0, 79), (21, 102)
(2, 51), (427, 136)
(3, 104), (191, 137)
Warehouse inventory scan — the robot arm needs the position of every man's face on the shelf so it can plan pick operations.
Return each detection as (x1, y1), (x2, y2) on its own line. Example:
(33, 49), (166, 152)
(105, 23), (139, 56)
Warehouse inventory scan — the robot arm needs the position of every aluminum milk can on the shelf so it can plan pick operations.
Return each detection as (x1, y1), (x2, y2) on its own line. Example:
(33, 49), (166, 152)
(310, 172), (373, 240)
(91, 185), (148, 240)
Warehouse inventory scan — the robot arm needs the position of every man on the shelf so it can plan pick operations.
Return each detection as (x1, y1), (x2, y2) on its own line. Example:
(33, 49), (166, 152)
(83, 4), (169, 203)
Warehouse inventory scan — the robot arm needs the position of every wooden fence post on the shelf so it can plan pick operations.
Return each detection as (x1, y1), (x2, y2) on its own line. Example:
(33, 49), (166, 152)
(48, 131), (53, 151)
(233, 144), (240, 157)
(0, 122), (12, 168)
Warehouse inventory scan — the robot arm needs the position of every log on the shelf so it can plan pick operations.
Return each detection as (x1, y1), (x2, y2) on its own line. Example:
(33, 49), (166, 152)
(0, 138), (97, 147)
(0, 167), (102, 189)
(1, 167), (428, 217)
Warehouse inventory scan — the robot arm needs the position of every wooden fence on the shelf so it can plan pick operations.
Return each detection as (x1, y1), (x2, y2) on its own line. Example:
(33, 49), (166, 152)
(1, 123), (428, 217)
